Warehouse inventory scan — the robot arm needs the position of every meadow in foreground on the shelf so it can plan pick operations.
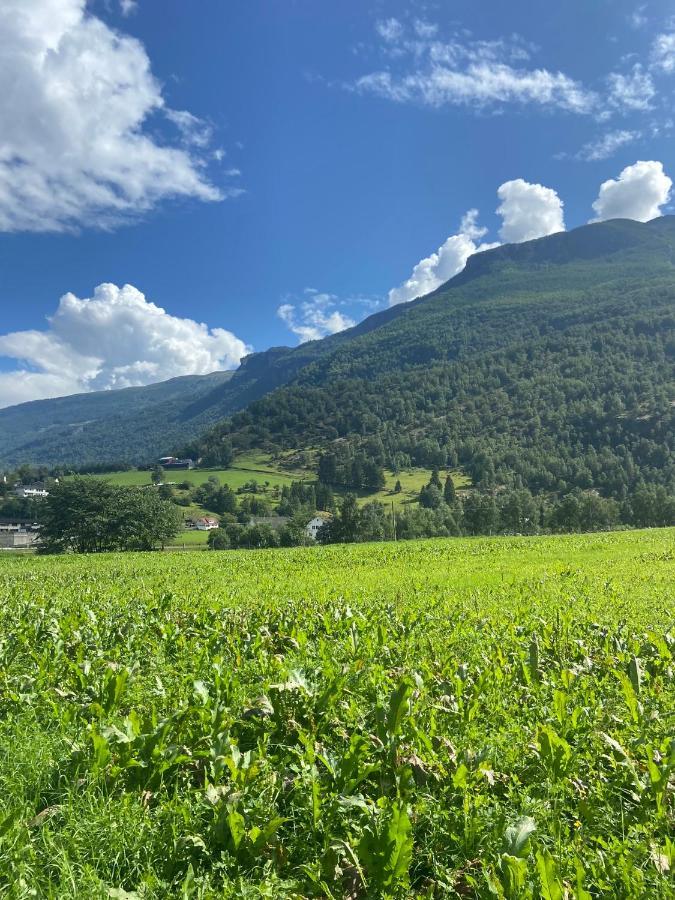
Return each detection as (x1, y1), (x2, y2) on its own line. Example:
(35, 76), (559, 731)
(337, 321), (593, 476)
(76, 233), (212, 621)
(0, 530), (673, 898)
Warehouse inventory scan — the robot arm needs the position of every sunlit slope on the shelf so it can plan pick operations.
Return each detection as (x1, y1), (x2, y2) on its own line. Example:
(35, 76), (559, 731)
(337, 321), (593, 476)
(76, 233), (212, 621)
(196, 217), (675, 496)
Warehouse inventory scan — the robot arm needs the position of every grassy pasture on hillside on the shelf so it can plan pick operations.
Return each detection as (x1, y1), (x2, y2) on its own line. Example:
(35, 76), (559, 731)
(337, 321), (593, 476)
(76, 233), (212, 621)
(0, 530), (673, 897)
(356, 468), (470, 509)
(71, 453), (468, 512)
(78, 464), (302, 492)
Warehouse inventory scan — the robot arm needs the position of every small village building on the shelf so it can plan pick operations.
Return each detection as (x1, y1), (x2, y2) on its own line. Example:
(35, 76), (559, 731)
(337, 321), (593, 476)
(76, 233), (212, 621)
(195, 516), (219, 531)
(13, 483), (49, 498)
(0, 519), (39, 549)
(305, 513), (331, 540)
(158, 457), (195, 470)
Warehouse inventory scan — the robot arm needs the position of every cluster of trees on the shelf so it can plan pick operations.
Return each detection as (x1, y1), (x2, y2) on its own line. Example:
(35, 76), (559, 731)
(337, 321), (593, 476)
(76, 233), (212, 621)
(183, 438), (233, 468)
(207, 469), (675, 553)
(0, 493), (42, 522)
(184, 475), (277, 519)
(318, 444), (386, 491)
(153, 472), (280, 520)
(37, 480), (181, 553)
(419, 469), (457, 508)
(277, 481), (334, 517)
(207, 516), (310, 551)
(203, 479), (333, 551)
(316, 481), (675, 547)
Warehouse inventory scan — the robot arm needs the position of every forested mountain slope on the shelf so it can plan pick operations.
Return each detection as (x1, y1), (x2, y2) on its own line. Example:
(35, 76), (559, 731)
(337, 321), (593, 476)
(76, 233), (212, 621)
(194, 217), (675, 499)
(2, 216), (674, 492)
(0, 372), (234, 468)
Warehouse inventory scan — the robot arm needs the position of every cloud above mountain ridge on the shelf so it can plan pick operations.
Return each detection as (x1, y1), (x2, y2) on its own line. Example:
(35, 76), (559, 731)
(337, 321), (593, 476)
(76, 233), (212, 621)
(0, 283), (249, 408)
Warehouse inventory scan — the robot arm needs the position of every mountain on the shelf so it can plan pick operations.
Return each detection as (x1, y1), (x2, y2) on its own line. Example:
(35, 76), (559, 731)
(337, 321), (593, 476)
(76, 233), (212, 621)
(0, 372), (234, 468)
(193, 216), (675, 498)
(2, 216), (674, 498)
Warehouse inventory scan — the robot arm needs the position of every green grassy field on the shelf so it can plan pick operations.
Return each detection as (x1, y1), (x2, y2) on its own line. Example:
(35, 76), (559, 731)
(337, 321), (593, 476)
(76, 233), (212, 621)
(1, 529), (673, 897)
(167, 528), (210, 547)
(79, 464), (303, 492)
(72, 454), (468, 514)
(355, 468), (470, 509)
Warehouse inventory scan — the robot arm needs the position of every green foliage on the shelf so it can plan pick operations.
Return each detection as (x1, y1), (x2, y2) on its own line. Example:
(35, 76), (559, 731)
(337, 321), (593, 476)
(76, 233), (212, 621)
(37, 478), (181, 553)
(0, 528), (672, 896)
(317, 494), (394, 543)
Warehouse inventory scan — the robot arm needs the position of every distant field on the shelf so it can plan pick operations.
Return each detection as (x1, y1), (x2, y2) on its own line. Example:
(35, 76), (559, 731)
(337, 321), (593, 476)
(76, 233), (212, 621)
(70, 454), (467, 511)
(1, 528), (673, 897)
(167, 528), (210, 547)
(74, 460), (306, 492)
(354, 467), (470, 509)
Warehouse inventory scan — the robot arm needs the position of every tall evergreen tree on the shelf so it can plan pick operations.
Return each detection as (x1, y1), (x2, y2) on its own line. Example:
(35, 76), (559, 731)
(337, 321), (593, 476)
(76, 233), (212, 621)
(443, 474), (457, 504)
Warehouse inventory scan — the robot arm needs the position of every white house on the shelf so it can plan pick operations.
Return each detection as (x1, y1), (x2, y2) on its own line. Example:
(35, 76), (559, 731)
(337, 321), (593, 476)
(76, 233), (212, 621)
(13, 483), (49, 498)
(195, 516), (219, 531)
(306, 513), (331, 540)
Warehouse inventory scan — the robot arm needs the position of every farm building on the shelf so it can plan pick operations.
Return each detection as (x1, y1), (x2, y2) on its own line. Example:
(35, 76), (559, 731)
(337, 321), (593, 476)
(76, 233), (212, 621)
(13, 482), (49, 498)
(0, 519), (39, 549)
(306, 513), (331, 540)
(158, 457), (195, 469)
(195, 516), (219, 531)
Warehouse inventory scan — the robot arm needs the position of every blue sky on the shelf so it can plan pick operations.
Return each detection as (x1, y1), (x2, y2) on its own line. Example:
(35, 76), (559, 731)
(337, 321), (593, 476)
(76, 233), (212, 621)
(1, 0), (675, 406)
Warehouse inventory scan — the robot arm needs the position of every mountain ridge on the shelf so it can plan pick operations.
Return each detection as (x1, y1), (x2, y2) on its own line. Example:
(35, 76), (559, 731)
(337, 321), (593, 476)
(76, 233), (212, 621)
(1, 216), (674, 476)
(192, 216), (674, 499)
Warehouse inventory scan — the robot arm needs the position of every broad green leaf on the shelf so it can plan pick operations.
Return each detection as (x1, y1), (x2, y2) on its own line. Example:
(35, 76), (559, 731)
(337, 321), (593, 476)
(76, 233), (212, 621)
(499, 854), (529, 898)
(536, 849), (563, 900)
(613, 669), (640, 724)
(574, 858), (592, 900)
(227, 810), (246, 851)
(536, 726), (572, 781)
(193, 680), (209, 704)
(384, 803), (413, 888)
(385, 679), (414, 737)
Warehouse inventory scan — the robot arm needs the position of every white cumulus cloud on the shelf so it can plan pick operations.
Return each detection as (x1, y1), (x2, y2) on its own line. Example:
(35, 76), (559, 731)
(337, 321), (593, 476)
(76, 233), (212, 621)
(496, 179), (565, 243)
(389, 180), (566, 306)
(388, 210), (498, 306)
(0, 283), (249, 408)
(591, 160), (672, 222)
(0, 0), (228, 232)
(277, 290), (356, 342)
